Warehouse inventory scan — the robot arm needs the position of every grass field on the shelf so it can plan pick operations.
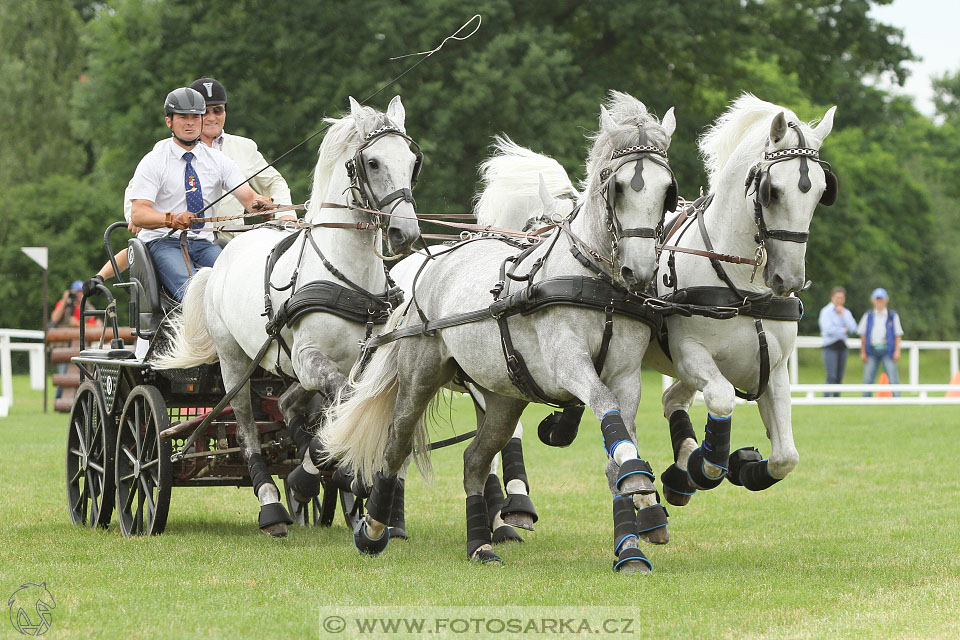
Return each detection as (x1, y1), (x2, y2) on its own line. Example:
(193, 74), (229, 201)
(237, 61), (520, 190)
(1, 372), (958, 639)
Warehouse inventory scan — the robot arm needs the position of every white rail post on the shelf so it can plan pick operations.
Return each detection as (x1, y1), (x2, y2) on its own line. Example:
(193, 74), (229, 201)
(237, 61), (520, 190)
(0, 333), (11, 410)
(28, 344), (45, 391)
(909, 344), (919, 387)
(951, 346), (959, 378)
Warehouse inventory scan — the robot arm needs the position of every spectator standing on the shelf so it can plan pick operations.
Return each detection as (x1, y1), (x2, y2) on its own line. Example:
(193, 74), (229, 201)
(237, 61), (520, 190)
(858, 288), (904, 397)
(818, 286), (857, 397)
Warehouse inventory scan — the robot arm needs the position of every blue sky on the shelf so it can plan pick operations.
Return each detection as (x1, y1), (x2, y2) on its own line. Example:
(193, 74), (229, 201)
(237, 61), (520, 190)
(870, 0), (960, 116)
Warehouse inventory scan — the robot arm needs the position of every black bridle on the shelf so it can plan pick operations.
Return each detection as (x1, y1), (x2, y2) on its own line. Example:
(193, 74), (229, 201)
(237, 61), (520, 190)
(596, 136), (679, 276)
(344, 125), (424, 234)
(745, 122), (839, 247)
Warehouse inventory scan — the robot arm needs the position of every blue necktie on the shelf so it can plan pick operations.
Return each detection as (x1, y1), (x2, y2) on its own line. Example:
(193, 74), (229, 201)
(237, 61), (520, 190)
(183, 151), (204, 229)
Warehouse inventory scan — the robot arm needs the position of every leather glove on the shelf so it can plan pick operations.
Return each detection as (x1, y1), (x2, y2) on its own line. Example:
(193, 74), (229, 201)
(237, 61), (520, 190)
(82, 275), (104, 297)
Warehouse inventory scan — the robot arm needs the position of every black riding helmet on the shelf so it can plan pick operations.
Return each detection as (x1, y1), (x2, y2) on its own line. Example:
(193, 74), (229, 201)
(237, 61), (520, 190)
(164, 87), (206, 116)
(189, 77), (227, 105)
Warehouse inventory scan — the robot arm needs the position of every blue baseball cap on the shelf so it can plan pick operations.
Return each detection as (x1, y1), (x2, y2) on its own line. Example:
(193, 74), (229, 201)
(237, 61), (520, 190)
(71, 280), (83, 291)
(871, 287), (888, 299)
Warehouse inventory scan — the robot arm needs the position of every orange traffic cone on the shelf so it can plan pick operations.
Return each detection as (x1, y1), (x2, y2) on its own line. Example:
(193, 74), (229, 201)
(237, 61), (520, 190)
(946, 371), (960, 398)
(876, 372), (892, 397)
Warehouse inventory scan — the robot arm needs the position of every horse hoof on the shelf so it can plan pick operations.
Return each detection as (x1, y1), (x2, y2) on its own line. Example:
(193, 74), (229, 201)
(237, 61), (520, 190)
(492, 525), (523, 544)
(613, 547), (652, 574)
(502, 512), (535, 531)
(662, 486), (692, 507)
(471, 547), (504, 565)
(639, 526), (669, 545)
(258, 502), (293, 537)
(354, 519), (390, 556)
(261, 522), (288, 538)
(286, 464), (321, 502)
(618, 473), (656, 496)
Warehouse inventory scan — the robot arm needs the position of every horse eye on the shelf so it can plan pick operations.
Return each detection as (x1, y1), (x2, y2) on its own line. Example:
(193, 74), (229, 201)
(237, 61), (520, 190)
(614, 182), (624, 194)
(367, 159), (379, 170)
(769, 187), (779, 201)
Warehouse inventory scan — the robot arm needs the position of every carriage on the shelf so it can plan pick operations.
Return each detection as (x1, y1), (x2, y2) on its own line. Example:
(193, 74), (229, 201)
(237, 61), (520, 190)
(65, 221), (361, 536)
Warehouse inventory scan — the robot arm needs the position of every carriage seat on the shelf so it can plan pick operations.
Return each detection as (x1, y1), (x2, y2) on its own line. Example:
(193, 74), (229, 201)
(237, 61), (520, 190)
(127, 238), (179, 336)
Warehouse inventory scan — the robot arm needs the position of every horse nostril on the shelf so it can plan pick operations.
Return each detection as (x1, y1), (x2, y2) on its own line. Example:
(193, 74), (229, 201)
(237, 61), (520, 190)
(387, 227), (406, 251)
(620, 266), (635, 282)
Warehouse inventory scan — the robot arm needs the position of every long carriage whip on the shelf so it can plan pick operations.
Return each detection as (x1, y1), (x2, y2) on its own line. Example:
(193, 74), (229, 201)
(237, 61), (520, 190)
(178, 14), (482, 224)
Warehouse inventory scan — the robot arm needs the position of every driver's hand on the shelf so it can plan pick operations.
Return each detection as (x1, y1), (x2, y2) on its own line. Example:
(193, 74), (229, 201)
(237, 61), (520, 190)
(82, 275), (105, 297)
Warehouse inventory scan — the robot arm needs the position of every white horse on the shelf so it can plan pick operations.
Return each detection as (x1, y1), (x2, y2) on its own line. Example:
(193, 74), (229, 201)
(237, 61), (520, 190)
(385, 136), (581, 543)
(323, 92), (678, 573)
(643, 94), (837, 504)
(153, 96), (422, 537)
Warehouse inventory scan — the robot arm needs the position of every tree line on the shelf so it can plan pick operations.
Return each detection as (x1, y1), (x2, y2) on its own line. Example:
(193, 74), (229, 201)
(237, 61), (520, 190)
(2, 0), (958, 340)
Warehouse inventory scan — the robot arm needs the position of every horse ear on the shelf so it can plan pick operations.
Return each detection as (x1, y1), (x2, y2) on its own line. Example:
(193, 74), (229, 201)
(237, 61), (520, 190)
(661, 107), (677, 139)
(538, 173), (557, 216)
(386, 95), (406, 131)
(348, 96), (365, 131)
(599, 105), (616, 132)
(770, 111), (788, 145)
(813, 105), (837, 141)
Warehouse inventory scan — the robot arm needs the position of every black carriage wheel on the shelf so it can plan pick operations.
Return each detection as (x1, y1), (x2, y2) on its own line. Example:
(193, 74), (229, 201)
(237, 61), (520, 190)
(282, 477), (325, 527)
(340, 490), (363, 531)
(66, 380), (116, 528)
(282, 476), (361, 529)
(115, 385), (172, 537)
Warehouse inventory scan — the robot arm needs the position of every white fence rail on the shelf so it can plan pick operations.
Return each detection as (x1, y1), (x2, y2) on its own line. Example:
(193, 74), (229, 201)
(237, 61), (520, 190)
(662, 336), (960, 405)
(0, 329), (46, 417)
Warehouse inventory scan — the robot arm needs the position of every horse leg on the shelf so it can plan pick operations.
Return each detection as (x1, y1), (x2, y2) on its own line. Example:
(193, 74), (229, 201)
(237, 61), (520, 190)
(660, 380), (699, 507)
(483, 453), (523, 543)
(214, 339), (292, 537)
(355, 338), (454, 554)
(498, 422), (538, 531)
(729, 366), (797, 490)
(463, 391), (529, 564)
(468, 395), (523, 543)
(388, 457), (411, 540)
(673, 342), (737, 492)
(284, 348), (349, 502)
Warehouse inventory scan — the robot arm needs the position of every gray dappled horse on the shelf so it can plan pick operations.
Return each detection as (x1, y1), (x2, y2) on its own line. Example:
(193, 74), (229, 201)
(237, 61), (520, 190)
(643, 94), (837, 505)
(154, 96), (421, 536)
(323, 92), (678, 573)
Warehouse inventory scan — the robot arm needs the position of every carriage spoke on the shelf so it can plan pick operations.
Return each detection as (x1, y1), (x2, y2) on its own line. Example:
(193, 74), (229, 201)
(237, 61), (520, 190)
(70, 466), (84, 485)
(73, 421), (88, 456)
(140, 475), (156, 514)
(141, 459), (159, 472)
(121, 445), (137, 465)
(133, 402), (143, 450)
(118, 471), (136, 484)
(69, 447), (85, 459)
(135, 489), (146, 533)
(124, 479), (138, 512)
(88, 459), (105, 475)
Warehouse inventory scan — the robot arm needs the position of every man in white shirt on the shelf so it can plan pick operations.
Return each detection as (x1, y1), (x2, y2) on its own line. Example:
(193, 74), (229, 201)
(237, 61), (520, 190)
(128, 87), (272, 300)
(188, 77), (292, 239)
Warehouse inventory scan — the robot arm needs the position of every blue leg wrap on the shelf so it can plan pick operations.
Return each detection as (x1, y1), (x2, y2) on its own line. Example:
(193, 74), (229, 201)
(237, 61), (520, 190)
(668, 410), (697, 461)
(686, 415), (731, 490)
(612, 495), (638, 555)
(600, 410), (631, 457)
(466, 494), (497, 560)
(364, 472), (397, 524)
(726, 447), (763, 487)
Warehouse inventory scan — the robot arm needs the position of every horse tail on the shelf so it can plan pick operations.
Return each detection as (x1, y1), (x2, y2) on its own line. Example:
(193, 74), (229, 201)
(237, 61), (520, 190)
(151, 268), (218, 369)
(320, 299), (412, 486)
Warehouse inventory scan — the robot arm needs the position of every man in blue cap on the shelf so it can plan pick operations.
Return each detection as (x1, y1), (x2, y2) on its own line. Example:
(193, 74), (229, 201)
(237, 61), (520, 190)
(857, 288), (904, 397)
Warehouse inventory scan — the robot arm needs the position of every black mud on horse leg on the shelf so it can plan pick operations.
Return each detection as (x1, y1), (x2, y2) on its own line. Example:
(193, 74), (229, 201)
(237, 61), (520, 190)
(248, 452), (293, 536)
(499, 437), (538, 530)
(686, 414), (731, 490)
(661, 410), (698, 506)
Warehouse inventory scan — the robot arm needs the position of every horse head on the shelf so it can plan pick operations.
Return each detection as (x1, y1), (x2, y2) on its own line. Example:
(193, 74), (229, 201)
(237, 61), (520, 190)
(586, 93), (678, 293)
(346, 95), (422, 255)
(750, 106), (837, 295)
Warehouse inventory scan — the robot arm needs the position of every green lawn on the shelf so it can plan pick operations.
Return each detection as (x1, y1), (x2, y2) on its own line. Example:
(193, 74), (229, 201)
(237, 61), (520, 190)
(1, 373), (957, 639)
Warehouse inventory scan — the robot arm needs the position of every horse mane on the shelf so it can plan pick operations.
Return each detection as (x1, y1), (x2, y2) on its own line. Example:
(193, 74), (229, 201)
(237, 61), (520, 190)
(698, 93), (826, 192)
(473, 135), (576, 226)
(306, 105), (399, 219)
(583, 90), (672, 194)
